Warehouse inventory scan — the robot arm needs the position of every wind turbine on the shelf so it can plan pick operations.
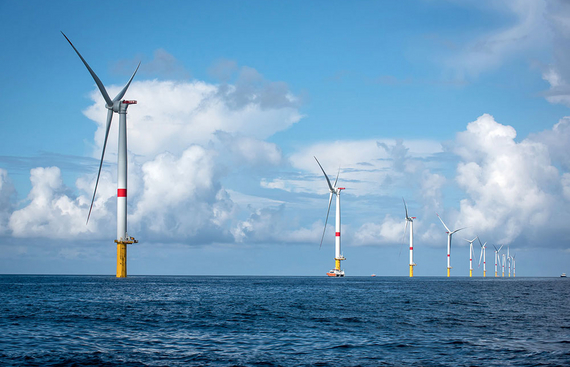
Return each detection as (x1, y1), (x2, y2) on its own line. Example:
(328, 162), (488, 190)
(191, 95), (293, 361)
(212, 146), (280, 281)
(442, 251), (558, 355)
(502, 253), (506, 277)
(512, 254), (516, 277)
(507, 245), (513, 278)
(477, 237), (487, 277)
(465, 236), (478, 277)
(403, 198), (416, 277)
(493, 244), (503, 277)
(315, 156), (346, 277)
(63, 32), (139, 278)
(437, 214), (466, 277)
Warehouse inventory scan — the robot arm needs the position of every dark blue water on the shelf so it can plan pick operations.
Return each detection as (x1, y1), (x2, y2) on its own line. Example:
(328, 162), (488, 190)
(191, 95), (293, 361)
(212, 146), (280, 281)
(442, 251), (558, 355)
(1, 276), (569, 366)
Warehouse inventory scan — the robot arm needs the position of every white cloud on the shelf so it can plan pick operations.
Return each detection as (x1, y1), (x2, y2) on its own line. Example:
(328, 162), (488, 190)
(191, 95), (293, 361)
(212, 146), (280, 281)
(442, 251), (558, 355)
(84, 69), (303, 161)
(9, 167), (91, 238)
(562, 173), (570, 201)
(214, 131), (282, 167)
(353, 215), (403, 246)
(451, 114), (565, 245)
(130, 145), (234, 241)
(232, 205), (321, 245)
(529, 117), (570, 170)
(0, 169), (15, 235)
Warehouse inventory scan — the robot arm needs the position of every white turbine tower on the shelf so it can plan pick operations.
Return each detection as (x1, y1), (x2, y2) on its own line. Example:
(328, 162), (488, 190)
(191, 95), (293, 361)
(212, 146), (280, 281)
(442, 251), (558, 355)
(502, 253), (506, 277)
(477, 238), (487, 277)
(63, 32), (139, 278)
(315, 156), (346, 277)
(403, 198), (416, 277)
(493, 244), (504, 277)
(437, 214), (466, 277)
(465, 236), (478, 277)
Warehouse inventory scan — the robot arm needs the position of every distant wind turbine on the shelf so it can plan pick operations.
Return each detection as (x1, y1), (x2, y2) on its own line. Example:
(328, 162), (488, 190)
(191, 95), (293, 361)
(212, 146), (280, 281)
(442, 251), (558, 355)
(315, 156), (346, 277)
(437, 214), (466, 277)
(465, 236), (478, 278)
(502, 253), (506, 277)
(403, 198), (416, 277)
(512, 254), (516, 277)
(63, 32), (139, 278)
(477, 237), (487, 277)
(507, 246), (512, 277)
(493, 244), (504, 277)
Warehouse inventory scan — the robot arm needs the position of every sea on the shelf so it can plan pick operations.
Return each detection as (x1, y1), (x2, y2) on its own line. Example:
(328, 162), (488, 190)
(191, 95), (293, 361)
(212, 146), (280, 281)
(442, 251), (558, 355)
(0, 275), (569, 366)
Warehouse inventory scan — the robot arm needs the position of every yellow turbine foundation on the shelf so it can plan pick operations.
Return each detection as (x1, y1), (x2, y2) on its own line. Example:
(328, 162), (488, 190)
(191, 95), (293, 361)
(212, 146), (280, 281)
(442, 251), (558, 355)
(483, 270), (486, 277)
(447, 267), (451, 277)
(116, 242), (127, 278)
(469, 269), (472, 277)
(409, 264), (415, 277)
(335, 258), (341, 271)
(115, 238), (136, 278)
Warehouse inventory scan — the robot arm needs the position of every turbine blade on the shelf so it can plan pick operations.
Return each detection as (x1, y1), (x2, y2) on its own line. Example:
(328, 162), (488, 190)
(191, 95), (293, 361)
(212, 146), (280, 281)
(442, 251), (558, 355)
(498, 244), (504, 252)
(61, 32), (113, 107)
(402, 219), (409, 244)
(314, 156), (334, 191)
(113, 62), (141, 102)
(333, 166), (340, 187)
(87, 109), (113, 224)
(403, 198), (409, 220)
(451, 227), (466, 235)
(436, 213), (451, 233)
(319, 192), (333, 248)
(478, 246), (484, 267)
(477, 237), (483, 248)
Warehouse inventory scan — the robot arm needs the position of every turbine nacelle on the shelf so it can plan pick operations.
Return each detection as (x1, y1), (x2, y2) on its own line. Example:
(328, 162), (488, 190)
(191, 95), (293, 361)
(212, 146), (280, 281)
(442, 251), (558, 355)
(107, 99), (138, 113)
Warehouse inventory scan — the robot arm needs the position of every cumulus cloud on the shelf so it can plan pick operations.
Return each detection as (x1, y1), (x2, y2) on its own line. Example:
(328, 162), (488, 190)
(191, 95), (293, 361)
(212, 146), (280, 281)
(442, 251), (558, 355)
(214, 131), (282, 167)
(353, 215), (403, 246)
(9, 167), (91, 238)
(130, 145), (234, 242)
(451, 114), (567, 245)
(529, 117), (570, 170)
(0, 169), (15, 234)
(84, 70), (303, 160)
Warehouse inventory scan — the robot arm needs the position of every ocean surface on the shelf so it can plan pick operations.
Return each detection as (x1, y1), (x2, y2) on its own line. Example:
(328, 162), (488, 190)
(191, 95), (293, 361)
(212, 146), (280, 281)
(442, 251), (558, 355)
(1, 276), (569, 366)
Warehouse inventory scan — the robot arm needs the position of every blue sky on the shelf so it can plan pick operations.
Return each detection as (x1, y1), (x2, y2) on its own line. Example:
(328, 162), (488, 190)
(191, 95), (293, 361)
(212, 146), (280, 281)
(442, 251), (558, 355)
(1, 1), (570, 276)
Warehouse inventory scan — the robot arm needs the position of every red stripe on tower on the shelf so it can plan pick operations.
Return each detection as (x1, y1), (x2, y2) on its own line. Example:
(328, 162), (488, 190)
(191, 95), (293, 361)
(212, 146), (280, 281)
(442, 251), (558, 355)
(117, 189), (127, 197)
(335, 232), (340, 237)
